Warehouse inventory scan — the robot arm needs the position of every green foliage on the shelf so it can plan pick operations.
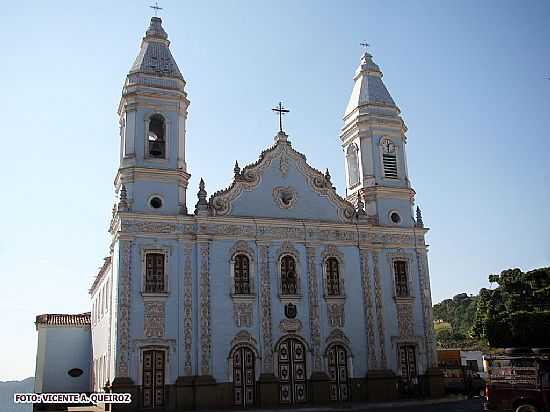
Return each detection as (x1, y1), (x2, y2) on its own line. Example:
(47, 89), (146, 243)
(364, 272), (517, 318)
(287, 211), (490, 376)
(471, 267), (550, 347)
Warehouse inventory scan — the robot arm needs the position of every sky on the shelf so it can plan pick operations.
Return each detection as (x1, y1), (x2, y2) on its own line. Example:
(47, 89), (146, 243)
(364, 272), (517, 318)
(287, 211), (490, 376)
(0, 0), (549, 381)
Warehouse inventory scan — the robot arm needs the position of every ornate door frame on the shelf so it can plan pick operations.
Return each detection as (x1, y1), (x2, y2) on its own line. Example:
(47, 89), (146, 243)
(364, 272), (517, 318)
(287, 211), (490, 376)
(327, 344), (350, 401)
(277, 336), (307, 405)
(232, 346), (256, 407)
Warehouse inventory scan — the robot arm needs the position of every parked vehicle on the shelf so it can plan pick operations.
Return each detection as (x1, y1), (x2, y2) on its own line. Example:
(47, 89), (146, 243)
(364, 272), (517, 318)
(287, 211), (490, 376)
(484, 352), (550, 412)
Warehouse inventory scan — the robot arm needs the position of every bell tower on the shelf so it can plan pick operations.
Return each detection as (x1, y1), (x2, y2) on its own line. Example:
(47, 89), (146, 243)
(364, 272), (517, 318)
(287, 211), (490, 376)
(116, 17), (190, 214)
(341, 47), (416, 227)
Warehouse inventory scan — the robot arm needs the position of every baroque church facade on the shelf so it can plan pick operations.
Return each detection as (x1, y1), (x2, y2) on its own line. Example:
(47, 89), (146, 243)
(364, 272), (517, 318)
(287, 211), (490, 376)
(34, 17), (443, 411)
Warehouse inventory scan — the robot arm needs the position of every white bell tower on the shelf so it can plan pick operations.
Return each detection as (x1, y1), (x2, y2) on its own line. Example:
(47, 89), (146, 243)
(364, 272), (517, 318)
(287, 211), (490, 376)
(341, 46), (416, 226)
(116, 17), (190, 215)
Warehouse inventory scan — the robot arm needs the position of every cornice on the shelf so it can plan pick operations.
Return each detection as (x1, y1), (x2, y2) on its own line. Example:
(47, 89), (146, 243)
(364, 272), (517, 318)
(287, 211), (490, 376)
(114, 167), (191, 188)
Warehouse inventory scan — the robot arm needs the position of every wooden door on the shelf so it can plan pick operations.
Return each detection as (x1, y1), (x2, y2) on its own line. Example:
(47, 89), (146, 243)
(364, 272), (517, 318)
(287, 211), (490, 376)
(278, 338), (307, 405)
(142, 350), (165, 409)
(233, 346), (256, 407)
(328, 345), (350, 401)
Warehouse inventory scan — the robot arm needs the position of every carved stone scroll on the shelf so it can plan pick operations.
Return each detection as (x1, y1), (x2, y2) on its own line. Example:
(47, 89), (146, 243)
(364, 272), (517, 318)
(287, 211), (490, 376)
(259, 244), (274, 373)
(183, 243), (193, 375)
(306, 246), (322, 371)
(199, 242), (212, 375)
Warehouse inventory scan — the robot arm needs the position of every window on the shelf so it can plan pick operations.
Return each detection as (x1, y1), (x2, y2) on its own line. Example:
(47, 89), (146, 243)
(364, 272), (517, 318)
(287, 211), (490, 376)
(380, 137), (398, 179)
(326, 258), (341, 296)
(280, 255), (298, 295)
(390, 211), (401, 224)
(346, 144), (360, 187)
(394, 260), (409, 297)
(149, 196), (163, 209)
(234, 254), (251, 295)
(466, 359), (479, 372)
(145, 253), (165, 293)
(148, 114), (166, 158)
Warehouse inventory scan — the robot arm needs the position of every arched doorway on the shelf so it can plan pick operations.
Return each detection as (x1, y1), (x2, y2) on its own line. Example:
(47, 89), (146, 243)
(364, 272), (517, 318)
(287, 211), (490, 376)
(327, 344), (350, 401)
(232, 346), (256, 407)
(278, 337), (307, 405)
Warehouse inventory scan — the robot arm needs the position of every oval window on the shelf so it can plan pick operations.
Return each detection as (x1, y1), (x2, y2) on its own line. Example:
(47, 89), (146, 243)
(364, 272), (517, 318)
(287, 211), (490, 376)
(68, 368), (84, 378)
(149, 196), (163, 209)
(390, 212), (401, 224)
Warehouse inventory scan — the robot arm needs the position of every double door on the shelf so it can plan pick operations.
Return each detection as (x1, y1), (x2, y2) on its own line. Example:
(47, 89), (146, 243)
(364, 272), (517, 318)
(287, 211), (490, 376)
(327, 344), (350, 401)
(278, 338), (307, 405)
(233, 346), (256, 407)
(142, 350), (165, 409)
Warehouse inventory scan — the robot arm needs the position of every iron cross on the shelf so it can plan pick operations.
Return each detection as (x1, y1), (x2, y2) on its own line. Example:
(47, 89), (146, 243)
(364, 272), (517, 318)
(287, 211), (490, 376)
(150, 1), (163, 16)
(360, 41), (370, 52)
(272, 102), (289, 132)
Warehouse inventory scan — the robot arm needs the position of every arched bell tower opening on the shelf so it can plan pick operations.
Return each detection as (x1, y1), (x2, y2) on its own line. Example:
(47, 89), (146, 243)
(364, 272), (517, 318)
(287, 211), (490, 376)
(148, 114), (166, 159)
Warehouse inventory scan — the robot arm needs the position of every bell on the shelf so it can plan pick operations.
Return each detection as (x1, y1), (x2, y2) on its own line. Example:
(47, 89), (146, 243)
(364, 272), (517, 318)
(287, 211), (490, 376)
(149, 141), (163, 157)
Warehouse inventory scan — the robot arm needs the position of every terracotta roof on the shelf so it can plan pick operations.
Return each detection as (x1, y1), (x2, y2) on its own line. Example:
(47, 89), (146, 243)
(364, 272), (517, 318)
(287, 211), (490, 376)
(35, 312), (91, 327)
(89, 256), (112, 295)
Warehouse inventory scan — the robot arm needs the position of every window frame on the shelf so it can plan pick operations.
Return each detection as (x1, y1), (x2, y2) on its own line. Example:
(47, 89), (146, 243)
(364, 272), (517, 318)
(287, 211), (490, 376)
(141, 248), (170, 297)
(346, 143), (361, 188)
(229, 241), (256, 300)
(276, 242), (302, 300)
(386, 252), (415, 301)
(379, 136), (400, 180)
(321, 245), (346, 300)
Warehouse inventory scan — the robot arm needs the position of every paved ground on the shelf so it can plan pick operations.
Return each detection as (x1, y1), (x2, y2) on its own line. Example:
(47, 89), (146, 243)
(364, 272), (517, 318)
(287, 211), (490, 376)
(363, 398), (483, 412)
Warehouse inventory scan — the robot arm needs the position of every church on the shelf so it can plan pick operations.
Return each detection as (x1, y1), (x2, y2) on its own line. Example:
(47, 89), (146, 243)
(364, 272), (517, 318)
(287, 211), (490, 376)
(34, 16), (443, 411)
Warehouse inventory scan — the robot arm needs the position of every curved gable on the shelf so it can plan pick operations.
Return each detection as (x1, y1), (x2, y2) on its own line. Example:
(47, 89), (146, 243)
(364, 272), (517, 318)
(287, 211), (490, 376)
(209, 132), (355, 222)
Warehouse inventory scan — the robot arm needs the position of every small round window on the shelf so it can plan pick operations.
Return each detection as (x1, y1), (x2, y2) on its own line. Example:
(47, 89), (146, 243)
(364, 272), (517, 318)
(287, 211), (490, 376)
(68, 368), (83, 378)
(149, 196), (163, 209)
(390, 211), (401, 224)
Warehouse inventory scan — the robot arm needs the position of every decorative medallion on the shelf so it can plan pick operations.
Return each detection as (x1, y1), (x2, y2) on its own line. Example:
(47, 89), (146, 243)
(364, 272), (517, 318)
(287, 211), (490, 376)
(284, 303), (297, 319)
(233, 301), (253, 328)
(273, 186), (297, 209)
(279, 319), (302, 334)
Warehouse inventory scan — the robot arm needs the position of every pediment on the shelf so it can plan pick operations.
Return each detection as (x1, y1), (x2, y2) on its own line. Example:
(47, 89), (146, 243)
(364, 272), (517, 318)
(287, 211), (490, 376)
(209, 132), (356, 222)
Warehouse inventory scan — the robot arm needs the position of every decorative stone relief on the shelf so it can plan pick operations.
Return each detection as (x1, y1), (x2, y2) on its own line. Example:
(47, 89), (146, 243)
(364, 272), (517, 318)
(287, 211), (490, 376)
(306, 246), (322, 371)
(123, 222), (177, 233)
(325, 328), (351, 347)
(258, 226), (305, 240)
(116, 241), (131, 376)
(273, 186), (298, 209)
(327, 303), (345, 328)
(279, 154), (289, 177)
(259, 244), (274, 373)
(233, 301), (253, 328)
(396, 303), (414, 337)
(279, 319), (303, 334)
(418, 251), (438, 367)
(359, 248), (378, 368)
(372, 250), (387, 368)
(183, 243), (193, 375)
(144, 301), (165, 337)
(199, 242), (212, 375)
(231, 330), (258, 349)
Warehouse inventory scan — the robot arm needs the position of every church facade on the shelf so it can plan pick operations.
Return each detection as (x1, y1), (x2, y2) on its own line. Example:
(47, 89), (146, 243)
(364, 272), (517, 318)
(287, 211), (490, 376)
(34, 17), (443, 411)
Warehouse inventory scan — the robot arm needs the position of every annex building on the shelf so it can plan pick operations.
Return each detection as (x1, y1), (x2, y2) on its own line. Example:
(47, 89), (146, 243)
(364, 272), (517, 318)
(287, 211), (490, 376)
(34, 16), (443, 411)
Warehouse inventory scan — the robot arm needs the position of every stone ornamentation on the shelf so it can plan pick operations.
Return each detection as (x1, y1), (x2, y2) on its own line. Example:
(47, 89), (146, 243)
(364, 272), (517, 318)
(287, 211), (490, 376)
(116, 241), (131, 376)
(279, 154), (289, 177)
(273, 186), (297, 209)
(396, 303), (414, 337)
(259, 244), (274, 373)
(231, 330), (258, 349)
(327, 303), (345, 328)
(372, 250), (387, 368)
(183, 243), (193, 375)
(199, 242), (212, 375)
(359, 248), (378, 368)
(233, 301), (253, 328)
(279, 318), (303, 334)
(123, 222), (177, 233)
(144, 301), (165, 337)
(306, 246), (322, 371)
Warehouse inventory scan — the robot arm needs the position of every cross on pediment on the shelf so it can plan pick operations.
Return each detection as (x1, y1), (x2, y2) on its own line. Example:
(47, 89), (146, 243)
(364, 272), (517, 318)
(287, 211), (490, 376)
(272, 102), (290, 132)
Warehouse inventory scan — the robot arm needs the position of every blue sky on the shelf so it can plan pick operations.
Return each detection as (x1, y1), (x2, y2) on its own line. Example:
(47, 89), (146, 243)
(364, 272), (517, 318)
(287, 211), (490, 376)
(1, 1), (548, 380)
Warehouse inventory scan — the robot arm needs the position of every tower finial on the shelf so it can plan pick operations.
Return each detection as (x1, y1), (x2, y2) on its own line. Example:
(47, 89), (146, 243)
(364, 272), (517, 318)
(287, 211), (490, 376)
(272, 102), (290, 133)
(415, 206), (424, 228)
(117, 184), (129, 211)
(356, 191), (366, 216)
(234, 161), (241, 177)
(195, 178), (209, 215)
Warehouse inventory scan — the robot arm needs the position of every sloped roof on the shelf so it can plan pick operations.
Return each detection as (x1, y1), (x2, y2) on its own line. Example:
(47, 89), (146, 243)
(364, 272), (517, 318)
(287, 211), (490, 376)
(35, 313), (91, 327)
(89, 256), (112, 295)
(344, 51), (396, 117)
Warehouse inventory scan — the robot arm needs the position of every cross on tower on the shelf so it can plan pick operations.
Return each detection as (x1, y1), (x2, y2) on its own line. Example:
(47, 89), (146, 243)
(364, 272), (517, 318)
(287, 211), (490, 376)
(272, 102), (290, 132)
(150, 1), (163, 16)
(360, 41), (370, 53)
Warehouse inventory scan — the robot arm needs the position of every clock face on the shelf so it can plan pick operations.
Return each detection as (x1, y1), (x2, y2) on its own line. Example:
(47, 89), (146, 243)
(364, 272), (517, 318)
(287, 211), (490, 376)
(381, 138), (396, 154)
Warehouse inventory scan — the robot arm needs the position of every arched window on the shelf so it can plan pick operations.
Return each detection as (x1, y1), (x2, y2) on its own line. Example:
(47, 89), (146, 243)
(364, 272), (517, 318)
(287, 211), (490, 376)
(346, 144), (360, 187)
(326, 258), (341, 296)
(234, 254), (251, 295)
(145, 253), (165, 293)
(280, 255), (298, 295)
(394, 260), (409, 297)
(148, 114), (166, 158)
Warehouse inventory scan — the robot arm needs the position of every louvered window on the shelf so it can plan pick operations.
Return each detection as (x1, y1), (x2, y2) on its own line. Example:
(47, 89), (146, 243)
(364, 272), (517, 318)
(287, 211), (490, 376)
(346, 144), (360, 187)
(394, 260), (409, 297)
(383, 153), (398, 178)
(234, 254), (251, 295)
(145, 253), (165, 293)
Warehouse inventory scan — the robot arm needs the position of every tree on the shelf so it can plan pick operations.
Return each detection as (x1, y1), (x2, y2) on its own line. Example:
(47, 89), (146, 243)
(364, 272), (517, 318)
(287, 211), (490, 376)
(471, 267), (550, 348)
